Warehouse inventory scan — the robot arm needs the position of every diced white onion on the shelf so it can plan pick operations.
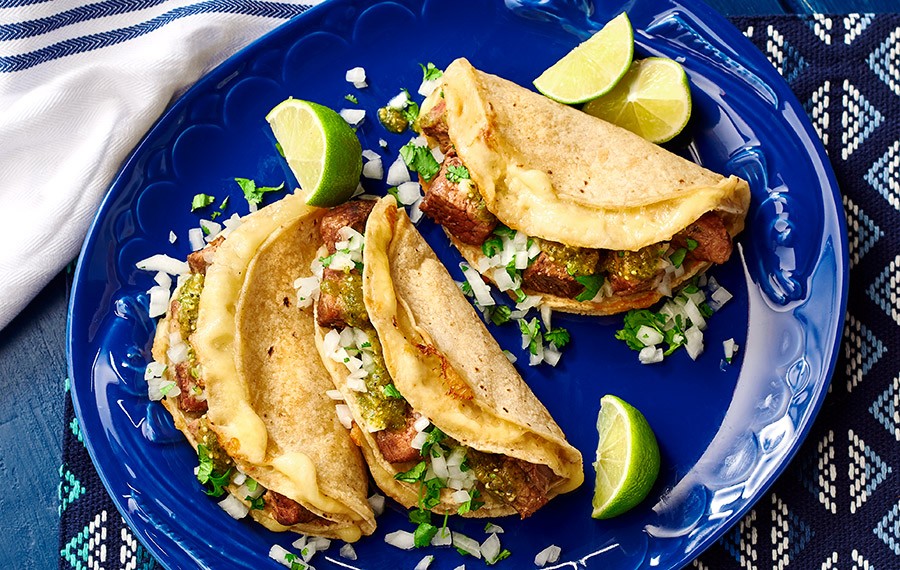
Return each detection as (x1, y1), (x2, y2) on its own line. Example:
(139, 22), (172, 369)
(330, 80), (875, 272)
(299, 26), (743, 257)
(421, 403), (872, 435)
(362, 159), (383, 180)
(481, 533), (501, 564)
(293, 276), (320, 308)
(378, 138), (388, 149)
(413, 416), (431, 432)
(711, 286), (733, 307)
(362, 149), (380, 161)
(200, 220), (222, 241)
(723, 338), (738, 361)
(409, 196), (424, 223)
(335, 404), (353, 429)
(384, 530), (416, 550)
(309, 536), (331, 554)
(492, 267), (517, 292)
(217, 494), (249, 519)
(367, 493), (385, 516)
(485, 523), (504, 534)
(326, 389), (343, 401)
(636, 325), (664, 347)
(387, 90), (410, 109)
(461, 265), (495, 307)
(168, 231), (177, 244)
(452, 532), (482, 559)
(396, 181), (422, 206)
(231, 471), (247, 486)
(535, 544), (562, 567)
(418, 78), (440, 97)
(340, 108), (366, 126)
(451, 489), (471, 504)
(145, 361), (166, 379)
(431, 527), (452, 547)
(503, 350), (517, 363)
(346, 377), (367, 392)
(543, 346), (562, 367)
(410, 430), (428, 450)
(516, 295), (542, 312)
(639, 346), (664, 364)
(685, 325), (704, 360)
(188, 227), (205, 251)
(339, 543), (357, 560)
(430, 146), (445, 163)
(386, 156), (411, 185)
(684, 299), (707, 330)
(414, 555), (434, 570)
(135, 254), (189, 276)
(153, 271), (172, 290)
(529, 351), (544, 367)
(345, 66), (366, 87)
(268, 545), (292, 568)
(540, 304), (552, 332)
(167, 341), (189, 365)
(147, 285), (170, 318)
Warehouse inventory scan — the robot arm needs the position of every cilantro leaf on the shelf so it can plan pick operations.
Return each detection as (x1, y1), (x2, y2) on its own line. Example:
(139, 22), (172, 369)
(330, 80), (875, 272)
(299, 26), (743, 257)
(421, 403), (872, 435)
(191, 193), (215, 212)
(246, 478), (258, 492)
(399, 142), (440, 181)
(414, 522), (439, 548)
(234, 177), (285, 207)
(246, 495), (265, 510)
(457, 489), (484, 515)
(422, 477), (444, 509)
(218, 196), (229, 211)
(460, 280), (473, 296)
(492, 224), (516, 239)
(344, 94), (358, 103)
(402, 98), (420, 123)
(615, 309), (666, 351)
(409, 508), (431, 525)
(204, 467), (232, 497)
(685, 238), (699, 251)
(446, 165), (470, 184)
(490, 305), (512, 326)
(574, 274), (604, 302)
(669, 248), (687, 268)
(395, 461), (427, 483)
(420, 427), (446, 458)
(196, 444), (213, 484)
(545, 327), (571, 348)
(420, 62), (443, 81)
(382, 383), (404, 399)
(209, 211), (221, 220)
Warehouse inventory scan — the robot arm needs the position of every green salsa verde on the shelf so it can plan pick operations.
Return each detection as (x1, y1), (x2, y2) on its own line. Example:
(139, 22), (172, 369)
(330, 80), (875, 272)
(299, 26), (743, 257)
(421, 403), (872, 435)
(535, 238), (600, 277)
(176, 273), (205, 340)
(355, 331), (408, 431)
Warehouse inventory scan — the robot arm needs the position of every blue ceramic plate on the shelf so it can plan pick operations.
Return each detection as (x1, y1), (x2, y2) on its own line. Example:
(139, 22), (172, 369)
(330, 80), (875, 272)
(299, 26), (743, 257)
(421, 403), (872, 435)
(67, 0), (847, 568)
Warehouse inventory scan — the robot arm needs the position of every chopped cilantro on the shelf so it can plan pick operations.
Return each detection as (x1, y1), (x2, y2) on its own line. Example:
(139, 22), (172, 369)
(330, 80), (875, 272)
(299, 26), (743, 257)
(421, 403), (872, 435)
(234, 177), (285, 207)
(409, 509), (431, 525)
(401, 94), (420, 123)
(191, 193), (215, 211)
(460, 280), (473, 296)
(490, 304), (512, 326)
(201, 224), (211, 236)
(518, 317), (543, 355)
(246, 478), (258, 492)
(669, 248), (687, 268)
(382, 383), (403, 399)
(446, 165), (470, 184)
(414, 522), (439, 547)
(386, 186), (400, 200)
(457, 489), (484, 515)
(395, 461), (427, 483)
(399, 142), (441, 181)
(196, 444), (213, 484)
(492, 224), (516, 239)
(218, 196), (229, 210)
(159, 382), (176, 396)
(420, 427), (446, 458)
(246, 495), (265, 510)
(685, 238), (699, 251)
(420, 62), (443, 81)
(487, 549), (512, 565)
(545, 327), (571, 348)
(699, 302), (714, 318)
(615, 309), (667, 351)
(344, 93), (358, 103)
(204, 467), (232, 497)
(574, 274), (604, 302)
(209, 211), (221, 220)
(421, 477), (444, 509)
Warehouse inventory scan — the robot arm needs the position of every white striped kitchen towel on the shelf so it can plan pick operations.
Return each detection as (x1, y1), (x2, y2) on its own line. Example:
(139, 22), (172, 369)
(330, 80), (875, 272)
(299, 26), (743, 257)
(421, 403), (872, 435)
(0, 0), (319, 331)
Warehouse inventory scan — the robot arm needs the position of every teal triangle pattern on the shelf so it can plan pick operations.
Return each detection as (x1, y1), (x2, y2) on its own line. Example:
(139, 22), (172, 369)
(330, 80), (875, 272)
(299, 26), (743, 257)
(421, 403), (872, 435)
(765, 26), (809, 84)
(68, 416), (84, 444)
(803, 81), (831, 146)
(120, 522), (158, 570)
(60, 510), (108, 570)
(806, 14), (833, 45)
(57, 464), (84, 516)
(874, 500), (900, 555)
(843, 315), (887, 392)
(864, 141), (900, 212)
(772, 494), (814, 565)
(844, 14), (874, 45)
(719, 509), (759, 569)
(843, 195), (884, 267)
(869, 373), (900, 442)
(865, 254), (900, 325)
(841, 81), (885, 160)
(849, 429), (893, 514)
(798, 430), (838, 514)
(867, 28), (900, 96)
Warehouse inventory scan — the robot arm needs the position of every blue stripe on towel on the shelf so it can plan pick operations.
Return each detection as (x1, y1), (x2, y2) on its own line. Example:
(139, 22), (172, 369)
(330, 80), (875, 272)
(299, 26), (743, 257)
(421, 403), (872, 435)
(0, 0), (169, 41)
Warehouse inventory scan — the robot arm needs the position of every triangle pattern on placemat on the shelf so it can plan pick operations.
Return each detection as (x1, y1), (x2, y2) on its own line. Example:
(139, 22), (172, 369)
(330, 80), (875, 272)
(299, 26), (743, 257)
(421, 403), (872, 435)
(845, 14), (875, 44)
(765, 25), (808, 84)
(69, 416), (84, 444)
(120, 521), (158, 570)
(864, 141), (900, 211)
(868, 27), (900, 96)
(798, 430), (838, 514)
(720, 508), (759, 569)
(57, 464), (85, 516)
(874, 500), (900, 555)
(60, 510), (108, 570)
(772, 493), (814, 568)
(866, 254), (900, 325)
(843, 314), (887, 392)
(849, 429), (892, 514)
(806, 14), (833, 45)
(819, 551), (838, 569)
(843, 195), (884, 267)
(842, 80), (884, 160)
(851, 548), (875, 569)
(869, 373), (900, 442)
(803, 81), (831, 146)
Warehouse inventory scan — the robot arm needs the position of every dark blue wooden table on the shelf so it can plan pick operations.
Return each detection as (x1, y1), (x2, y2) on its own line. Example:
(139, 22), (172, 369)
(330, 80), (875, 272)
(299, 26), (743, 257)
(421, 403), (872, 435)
(0, 0), (895, 568)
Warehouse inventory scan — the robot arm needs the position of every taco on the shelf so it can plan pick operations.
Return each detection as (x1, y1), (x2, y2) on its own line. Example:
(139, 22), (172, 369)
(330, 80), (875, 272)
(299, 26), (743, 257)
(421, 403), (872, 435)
(309, 196), (583, 519)
(149, 193), (376, 542)
(413, 58), (751, 315)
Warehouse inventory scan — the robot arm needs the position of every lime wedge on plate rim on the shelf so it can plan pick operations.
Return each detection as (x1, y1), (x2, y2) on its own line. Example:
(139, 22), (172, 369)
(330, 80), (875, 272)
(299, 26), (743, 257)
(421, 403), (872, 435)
(533, 12), (634, 105)
(592, 394), (660, 519)
(582, 57), (692, 143)
(265, 98), (362, 207)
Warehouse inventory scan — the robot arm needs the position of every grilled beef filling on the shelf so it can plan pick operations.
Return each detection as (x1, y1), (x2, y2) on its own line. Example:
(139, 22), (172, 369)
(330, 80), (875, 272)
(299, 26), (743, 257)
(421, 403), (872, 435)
(315, 201), (559, 517)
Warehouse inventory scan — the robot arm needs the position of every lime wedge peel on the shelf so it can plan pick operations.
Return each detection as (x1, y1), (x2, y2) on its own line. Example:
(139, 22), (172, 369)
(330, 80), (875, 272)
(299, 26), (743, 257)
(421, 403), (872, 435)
(265, 98), (362, 208)
(533, 12), (634, 105)
(591, 394), (661, 520)
(582, 57), (692, 144)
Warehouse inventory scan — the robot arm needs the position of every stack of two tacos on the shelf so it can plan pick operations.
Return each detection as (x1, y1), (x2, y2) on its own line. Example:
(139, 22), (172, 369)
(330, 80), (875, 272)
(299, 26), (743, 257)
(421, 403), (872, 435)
(150, 191), (584, 541)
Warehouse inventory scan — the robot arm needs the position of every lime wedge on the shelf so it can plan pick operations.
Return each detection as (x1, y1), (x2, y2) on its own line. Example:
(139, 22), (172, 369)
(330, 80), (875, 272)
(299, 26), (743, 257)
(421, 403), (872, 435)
(591, 394), (660, 519)
(533, 13), (634, 105)
(266, 98), (362, 207)
(582, 57), (692, 143)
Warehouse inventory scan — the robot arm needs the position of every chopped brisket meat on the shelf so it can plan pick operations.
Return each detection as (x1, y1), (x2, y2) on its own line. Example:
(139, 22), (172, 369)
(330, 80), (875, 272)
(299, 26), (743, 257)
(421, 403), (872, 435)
(467, 451), (559, 518)
(419, 153), (497, 245)
(187, 235), (224, 275)
(671, 212), (733, 264)
(416, 98), (450, 151)
(320, 199), (376, 254)
(601, 246), (665, 294)
(174, 362), (208, 414)
(265, 490), (320, 526)
(373, 410), (421, 464)
(522, 253), (584, 299)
